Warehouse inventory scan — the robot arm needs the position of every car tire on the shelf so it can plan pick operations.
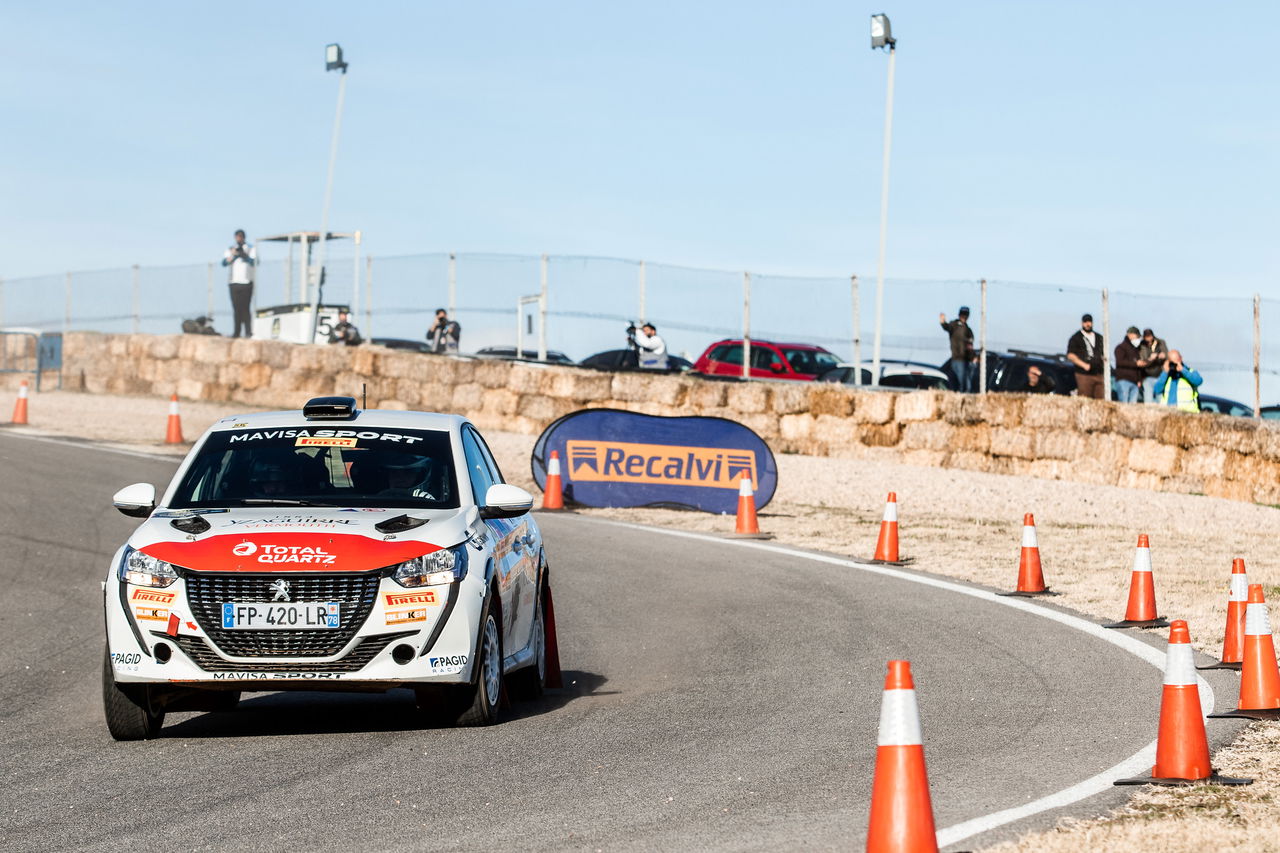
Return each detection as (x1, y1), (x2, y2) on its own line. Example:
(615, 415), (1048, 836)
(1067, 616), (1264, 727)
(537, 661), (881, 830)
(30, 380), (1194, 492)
(102, 647), (164, 741)
(508, 591), (546, 701)
(455, 610), (504, 727)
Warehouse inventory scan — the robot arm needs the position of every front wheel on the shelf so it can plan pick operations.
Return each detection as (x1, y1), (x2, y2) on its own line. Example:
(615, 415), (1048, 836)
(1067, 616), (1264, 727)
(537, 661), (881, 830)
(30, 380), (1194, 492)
(455, 611), (504, 726)
(102, 648), (164, 741)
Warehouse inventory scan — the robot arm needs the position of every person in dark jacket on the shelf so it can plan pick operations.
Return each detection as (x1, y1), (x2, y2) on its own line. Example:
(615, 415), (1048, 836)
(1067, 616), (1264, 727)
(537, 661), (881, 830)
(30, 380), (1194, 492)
(1112, 325), (1145, 403)
(1139, 328), (1168, 404)
(1066, 313), (1105, 399)
(938, 306), (977, 392)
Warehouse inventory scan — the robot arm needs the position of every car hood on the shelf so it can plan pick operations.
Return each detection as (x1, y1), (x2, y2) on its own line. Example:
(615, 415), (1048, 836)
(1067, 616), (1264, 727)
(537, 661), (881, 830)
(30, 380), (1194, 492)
(129, 507), (477, 573)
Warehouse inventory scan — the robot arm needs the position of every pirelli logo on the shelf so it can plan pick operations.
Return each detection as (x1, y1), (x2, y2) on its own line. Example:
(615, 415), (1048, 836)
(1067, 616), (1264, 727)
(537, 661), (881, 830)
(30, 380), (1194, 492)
(385, 591), (438, 608)
(565, 440), (756, 490)
(131, 589), (176, 604)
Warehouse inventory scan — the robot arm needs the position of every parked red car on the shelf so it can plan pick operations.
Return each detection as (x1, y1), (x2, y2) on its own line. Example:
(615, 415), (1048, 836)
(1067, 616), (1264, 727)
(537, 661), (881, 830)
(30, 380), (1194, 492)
(693, 339), (841, 381)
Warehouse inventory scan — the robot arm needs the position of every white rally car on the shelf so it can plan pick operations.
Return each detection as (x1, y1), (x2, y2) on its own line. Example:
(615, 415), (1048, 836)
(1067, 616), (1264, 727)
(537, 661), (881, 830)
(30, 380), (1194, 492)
(103, 396), (559, 740)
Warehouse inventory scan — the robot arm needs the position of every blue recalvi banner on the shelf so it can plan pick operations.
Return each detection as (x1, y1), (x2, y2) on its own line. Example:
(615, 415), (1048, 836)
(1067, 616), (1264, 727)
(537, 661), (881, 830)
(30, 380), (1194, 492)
(531, 409), (777, 514)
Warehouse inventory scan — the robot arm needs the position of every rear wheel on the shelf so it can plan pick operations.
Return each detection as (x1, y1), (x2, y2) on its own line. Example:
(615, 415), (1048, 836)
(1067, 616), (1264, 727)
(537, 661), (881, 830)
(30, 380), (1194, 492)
(102, 648), (164, 741)
(509, 593), (546, 700)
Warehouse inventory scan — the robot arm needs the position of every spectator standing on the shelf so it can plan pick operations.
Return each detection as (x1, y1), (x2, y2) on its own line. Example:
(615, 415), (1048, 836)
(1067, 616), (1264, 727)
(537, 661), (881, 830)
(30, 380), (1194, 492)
(1066, 313), (1105, 399)
(632, 323), (669, 370)
(1112, 326), (1146, 403)
(1139, 328), (1168, 404)
(328, 310), (363, 346)
(938, 306), (977, 392)
(221, 229), (256, 338)
(427, 309), (461, 354)
(1152, 349), (1202, 412)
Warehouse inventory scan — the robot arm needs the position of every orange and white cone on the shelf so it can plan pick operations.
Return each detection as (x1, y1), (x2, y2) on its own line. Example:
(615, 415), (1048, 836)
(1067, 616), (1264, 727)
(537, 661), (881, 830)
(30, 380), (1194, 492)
(10, 380), (29, 425)
(1103, 534), (1169, 629)
(731, 475), (772, 539)
(1116, 620), (1251, 786)
(872, 493), (901, 563)
(1210, 584), (1280, 721)
(542, 450), (565, 510)
(866, 660), (938, 853)
(998, 514), (1057, 596)
(1199, 559), (1249, 671)
(164, 394), (184, 444)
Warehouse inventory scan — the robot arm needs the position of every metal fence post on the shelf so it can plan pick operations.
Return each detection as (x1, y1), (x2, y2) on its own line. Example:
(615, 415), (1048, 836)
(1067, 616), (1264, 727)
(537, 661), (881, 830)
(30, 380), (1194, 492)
(1101, 288), (1111, 400)
(742, 271), (751, 380)
(206, 262), (215, 321)
(538, 254), (548, 362)
(364, 256), (374, 337)
(64, 272), (72, 335)
(0, 276), (5, 330)
(851, 274), (861, 386)
(979, 278), (988, 394)
(448, 252), (457, 319)
(638, 260), (647, 323)
(131, 264), (140, 334)
(1254, 293), (1261, 418)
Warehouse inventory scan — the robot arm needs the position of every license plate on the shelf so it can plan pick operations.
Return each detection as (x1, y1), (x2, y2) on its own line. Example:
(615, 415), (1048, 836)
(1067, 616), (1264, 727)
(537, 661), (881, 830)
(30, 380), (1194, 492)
(221, 602), (341, 630)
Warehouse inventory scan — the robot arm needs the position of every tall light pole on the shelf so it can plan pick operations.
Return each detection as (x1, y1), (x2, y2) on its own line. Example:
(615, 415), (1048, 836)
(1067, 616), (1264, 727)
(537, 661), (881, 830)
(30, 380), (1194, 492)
(870, 14), (896, 385)
(311, 43), (349, 340)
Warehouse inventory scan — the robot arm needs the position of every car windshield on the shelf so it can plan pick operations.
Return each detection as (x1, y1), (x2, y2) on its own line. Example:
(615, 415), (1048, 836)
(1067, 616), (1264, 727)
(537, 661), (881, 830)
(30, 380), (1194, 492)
(881, 373), (948, 390)
(168, 427), (460, 510)
(782, 349), (840, 375)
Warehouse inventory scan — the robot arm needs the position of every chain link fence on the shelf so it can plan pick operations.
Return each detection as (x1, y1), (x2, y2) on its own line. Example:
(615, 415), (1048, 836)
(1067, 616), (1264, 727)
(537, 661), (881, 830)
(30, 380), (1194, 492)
(0, 251), (1272, 411)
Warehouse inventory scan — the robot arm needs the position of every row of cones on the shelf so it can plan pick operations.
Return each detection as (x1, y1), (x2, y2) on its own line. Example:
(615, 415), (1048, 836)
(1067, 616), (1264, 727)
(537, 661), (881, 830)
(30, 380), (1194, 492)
(8, 382), (186, 444)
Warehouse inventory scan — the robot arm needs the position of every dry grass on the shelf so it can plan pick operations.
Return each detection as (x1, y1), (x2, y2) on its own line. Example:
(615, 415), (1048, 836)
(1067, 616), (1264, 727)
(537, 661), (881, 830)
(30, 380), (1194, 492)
(10, 390), (1280, 850)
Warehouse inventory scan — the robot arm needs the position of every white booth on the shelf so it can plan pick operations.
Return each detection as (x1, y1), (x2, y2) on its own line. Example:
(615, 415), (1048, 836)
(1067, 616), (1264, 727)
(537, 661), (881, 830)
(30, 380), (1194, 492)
(252, 230), (362, 344)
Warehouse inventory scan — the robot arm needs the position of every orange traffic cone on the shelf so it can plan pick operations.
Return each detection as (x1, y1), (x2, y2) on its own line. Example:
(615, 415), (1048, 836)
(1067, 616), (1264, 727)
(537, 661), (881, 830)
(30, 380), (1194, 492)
(1199, 559), (1249, 671)
(10, 380), (29, 425)
(1210, 584), (1280, 721)
(164, 394), (184, 444)
(998, 514), (1057, 597)
(1103, 534), (1169, 629)
(866, 660), (938, 853)
(542, 450), (565, 510)
(872, 493), (901, 563)
(1116, 620), (1252, 786)
(731, 475), (773, 539)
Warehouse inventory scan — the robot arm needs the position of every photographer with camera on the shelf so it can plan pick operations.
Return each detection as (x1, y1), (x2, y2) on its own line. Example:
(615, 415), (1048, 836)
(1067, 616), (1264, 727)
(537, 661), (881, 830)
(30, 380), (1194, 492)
(1151, 349), (1202, 412)
(628, 321), (668, 370)
(220, 229), (257, 338)
(427, 308), (461, 354)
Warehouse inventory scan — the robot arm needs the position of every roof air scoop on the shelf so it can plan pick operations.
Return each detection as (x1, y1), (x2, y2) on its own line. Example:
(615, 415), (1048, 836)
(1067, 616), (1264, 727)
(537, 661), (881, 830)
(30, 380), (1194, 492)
(303, 396), (359, 420)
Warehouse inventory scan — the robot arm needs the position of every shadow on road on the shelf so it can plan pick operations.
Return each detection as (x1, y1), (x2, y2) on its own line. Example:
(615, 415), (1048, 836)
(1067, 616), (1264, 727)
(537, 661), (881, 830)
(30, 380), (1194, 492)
(161, 669), (610, 738)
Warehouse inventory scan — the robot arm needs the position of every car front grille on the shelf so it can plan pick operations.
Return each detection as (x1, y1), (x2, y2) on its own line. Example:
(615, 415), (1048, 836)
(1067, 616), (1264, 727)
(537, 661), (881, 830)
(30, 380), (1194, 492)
(163, 631), (417, 672)
(183, 571), (381, 658)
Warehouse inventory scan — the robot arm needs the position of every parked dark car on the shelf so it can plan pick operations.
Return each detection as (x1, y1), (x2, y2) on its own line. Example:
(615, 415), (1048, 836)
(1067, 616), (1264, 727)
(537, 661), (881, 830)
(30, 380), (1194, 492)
(474, 346), (575, 365)
(1197, 394), (1253, 417)
(1261, 405), (1280, 421)
(940, 351), (1077, 395)
(579, 348), (693, 373)
(371, 337), (434, 353)
(818, 360), (950, 390)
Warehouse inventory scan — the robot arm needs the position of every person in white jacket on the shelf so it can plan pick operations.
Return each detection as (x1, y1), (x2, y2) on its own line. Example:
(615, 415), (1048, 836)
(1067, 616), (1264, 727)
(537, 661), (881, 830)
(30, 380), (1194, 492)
(632, 323), (668, 370)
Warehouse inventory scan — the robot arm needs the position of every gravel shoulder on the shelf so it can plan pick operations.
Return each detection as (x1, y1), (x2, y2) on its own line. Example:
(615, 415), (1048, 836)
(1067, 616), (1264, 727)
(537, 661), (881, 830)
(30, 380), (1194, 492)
(7, 389), (1280, 851)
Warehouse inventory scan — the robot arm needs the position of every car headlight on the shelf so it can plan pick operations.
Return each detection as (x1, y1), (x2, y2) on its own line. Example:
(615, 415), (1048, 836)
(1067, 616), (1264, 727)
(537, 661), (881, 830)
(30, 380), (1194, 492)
(119, 546), (178, 588)
(392, 545), (467, 588)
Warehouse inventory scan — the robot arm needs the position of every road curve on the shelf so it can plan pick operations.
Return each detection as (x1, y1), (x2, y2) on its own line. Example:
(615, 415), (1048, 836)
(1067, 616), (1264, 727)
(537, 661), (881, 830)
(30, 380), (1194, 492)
(0, 432), (1179, 851)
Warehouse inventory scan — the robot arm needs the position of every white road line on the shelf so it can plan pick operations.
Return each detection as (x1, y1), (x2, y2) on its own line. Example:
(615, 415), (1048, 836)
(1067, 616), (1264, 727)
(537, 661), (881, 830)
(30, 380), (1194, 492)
(576, 516), (1213, 850)
(0, 431), (179, 461)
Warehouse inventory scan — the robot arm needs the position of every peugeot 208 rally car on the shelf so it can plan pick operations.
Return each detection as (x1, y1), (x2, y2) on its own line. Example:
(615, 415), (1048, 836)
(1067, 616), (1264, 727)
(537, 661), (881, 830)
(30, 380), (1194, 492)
(103, 396), (557, 740)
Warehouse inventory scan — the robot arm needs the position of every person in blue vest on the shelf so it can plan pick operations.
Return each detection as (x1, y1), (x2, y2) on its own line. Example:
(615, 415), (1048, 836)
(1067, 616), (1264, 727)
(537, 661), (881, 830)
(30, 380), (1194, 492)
(1151, 349), (1202, 412)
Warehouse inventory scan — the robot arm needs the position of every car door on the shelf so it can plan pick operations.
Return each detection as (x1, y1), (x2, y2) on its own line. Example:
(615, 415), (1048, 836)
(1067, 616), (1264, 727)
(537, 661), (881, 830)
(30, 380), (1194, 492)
(459, 427), (521, 651)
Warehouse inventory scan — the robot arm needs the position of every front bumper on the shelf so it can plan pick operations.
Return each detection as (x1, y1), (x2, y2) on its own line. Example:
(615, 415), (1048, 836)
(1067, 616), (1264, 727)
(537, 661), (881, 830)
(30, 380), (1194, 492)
(105, 565), (484, 688)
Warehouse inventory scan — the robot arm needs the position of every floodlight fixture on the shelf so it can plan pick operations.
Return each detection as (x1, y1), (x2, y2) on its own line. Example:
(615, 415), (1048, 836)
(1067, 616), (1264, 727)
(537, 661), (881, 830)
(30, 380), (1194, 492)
(326, 43), (348, 73)
(870, 14), (895, 50)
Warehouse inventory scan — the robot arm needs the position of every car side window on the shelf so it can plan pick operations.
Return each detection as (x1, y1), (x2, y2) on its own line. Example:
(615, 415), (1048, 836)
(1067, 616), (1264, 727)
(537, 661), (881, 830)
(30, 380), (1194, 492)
(460, 428), (497, 505)
(713, 345), (742, 365)
(751, 347), (784, 370)
(466, 425), (506, 484)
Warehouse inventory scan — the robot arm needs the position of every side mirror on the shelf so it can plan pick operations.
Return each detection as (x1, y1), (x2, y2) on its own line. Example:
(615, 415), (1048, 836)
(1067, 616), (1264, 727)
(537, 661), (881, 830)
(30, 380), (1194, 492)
(480, 483), (534, 519)
(113, 483), (157, 518)
(769, 362), (785, 373)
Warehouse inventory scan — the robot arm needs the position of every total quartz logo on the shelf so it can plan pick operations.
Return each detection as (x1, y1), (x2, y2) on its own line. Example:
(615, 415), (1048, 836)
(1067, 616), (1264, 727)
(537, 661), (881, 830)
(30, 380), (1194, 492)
(232, 540), (336, 565)
(232, 542), (257, 556)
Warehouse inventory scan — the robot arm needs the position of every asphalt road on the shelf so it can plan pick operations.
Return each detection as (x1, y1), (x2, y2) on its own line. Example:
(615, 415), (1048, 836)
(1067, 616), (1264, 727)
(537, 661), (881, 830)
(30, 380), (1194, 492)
(0, 432), (1234, 851)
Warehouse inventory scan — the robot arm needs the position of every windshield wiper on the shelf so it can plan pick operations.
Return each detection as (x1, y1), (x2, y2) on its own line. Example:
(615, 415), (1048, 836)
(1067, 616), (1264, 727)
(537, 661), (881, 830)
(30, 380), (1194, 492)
(238, 498), (337, 507)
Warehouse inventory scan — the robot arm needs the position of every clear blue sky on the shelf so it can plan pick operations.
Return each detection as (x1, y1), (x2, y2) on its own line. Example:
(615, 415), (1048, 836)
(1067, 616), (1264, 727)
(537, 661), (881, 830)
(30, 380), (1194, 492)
(2, 1), (1277, 297)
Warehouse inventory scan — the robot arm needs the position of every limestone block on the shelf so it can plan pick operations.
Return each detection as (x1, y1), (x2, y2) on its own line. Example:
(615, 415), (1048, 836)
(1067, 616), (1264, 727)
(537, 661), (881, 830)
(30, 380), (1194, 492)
(901, 421), (956, 452)
(1112, 404), (1165, 440)
(949, 451), (991, 472)
(1087, 433), (1132, 470)
(779, 414), (814, 441)
(182, 361), (220, 384)
(644, 376), (689, 407)
(858, 422), (902, 447)
(1127, 439), (1179, 476)
(474, 360), (511, 389)
(176, 378), (204, 400)
(610, 372), (652, 403)
(349, 347), (377, 376)
(1161, 475), (1203, 495)
(1224, 452), (1280, 485)
(900, 449), (946, 469)
(1075, 398), (1113, 433)
(1256, 424), (1280, 462)
(505, 365), (542, 395)
(855, 392), (895, 424)
(1028, 458), (1071, 480)
(770, 384), (809, 415)
(393, 379), (422, 408)
(1116, 469), (1163, 491)
(108, 337), (130, 358)
(726, 382), (769, 414)
(738, 413), (779, 438)
(148, 336), (179, 360)
(990, 427), (1035, 460)
(807, 387), (854, 417)
(894, 390), (941, 421)
(941, 393), (984, 426)
(451, 383), (484, 412)
(982, 394), (1025, 427)
(1203, 477), (1253, 503)
(952, 425), (991, 454)
(230, 338), (263, 365)
(480, 388), (519, 416)
(1021, 395), (1075, 429)
(260, 342), (294, 370)
(417, 383), (455, 413)
(1204, 416), (1263, 455)
(1036, 430), (1086, 461)
(1252, 482), (1280, 507)
(811, 414), (860, 447)
(1155, 412), (1212, 449)
(234, 362), (271, 391)
(688, 381), (728, 411)
(517, 394), (561, 423)
(1179, 446), (1226, 479)
(289, 345), (323, 372)
(450, 357), (477, 384)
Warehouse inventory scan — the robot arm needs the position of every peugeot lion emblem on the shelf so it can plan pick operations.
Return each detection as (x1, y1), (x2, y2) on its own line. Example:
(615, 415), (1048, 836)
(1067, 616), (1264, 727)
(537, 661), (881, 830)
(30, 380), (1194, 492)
(269, 579), (292, 602)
